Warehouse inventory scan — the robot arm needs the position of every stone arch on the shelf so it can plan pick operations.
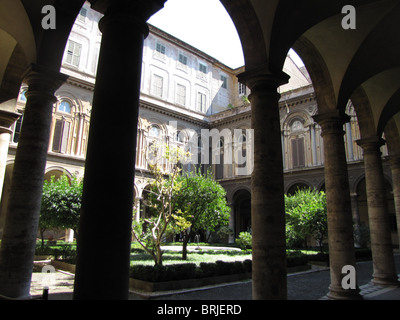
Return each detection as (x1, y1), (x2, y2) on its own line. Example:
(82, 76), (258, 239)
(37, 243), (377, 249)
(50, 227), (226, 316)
(44, 167), (73, 181)
(219, 0), (267, 70)
(292, 36), (337, 114)
(55, 91), (83, 114)
(286, 181), (312, 195)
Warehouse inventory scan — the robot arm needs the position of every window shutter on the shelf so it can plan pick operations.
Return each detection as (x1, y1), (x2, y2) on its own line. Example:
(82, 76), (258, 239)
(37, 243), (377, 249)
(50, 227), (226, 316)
(52, 120), (70, 153)
(61, 121), (70, 153)
(52, 120), (63, 152)
(292, 138), (305, 168)
(298, 138), (305, 167)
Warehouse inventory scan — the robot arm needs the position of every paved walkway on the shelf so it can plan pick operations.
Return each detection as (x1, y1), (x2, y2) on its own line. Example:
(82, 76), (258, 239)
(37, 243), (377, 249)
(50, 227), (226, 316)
(30, 253), (400, 300)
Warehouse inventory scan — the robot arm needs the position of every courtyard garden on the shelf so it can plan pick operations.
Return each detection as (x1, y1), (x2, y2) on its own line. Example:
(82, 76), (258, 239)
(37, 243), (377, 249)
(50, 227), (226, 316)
(34, 154), (372, 291)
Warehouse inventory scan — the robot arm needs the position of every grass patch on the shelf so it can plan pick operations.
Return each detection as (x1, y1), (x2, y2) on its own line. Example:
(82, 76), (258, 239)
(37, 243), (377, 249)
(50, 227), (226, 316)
(130, 249), (252, 266)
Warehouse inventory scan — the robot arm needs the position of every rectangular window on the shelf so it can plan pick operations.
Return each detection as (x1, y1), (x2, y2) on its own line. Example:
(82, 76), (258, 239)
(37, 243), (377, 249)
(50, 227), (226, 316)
(199, 63), (207, 74)
(292, 137), (305, 168)
(221, 75), (228, 89)
(179, 54), (187, 65)
(77, 8), (87, 23)
(65, 40), (82, 68)
(12, 111), (24, 143)
(52, 120), (70, 153)
(239, 82), (247, 96)
(176, 84), (186, 106)
(152, 75), (163, 98)
(197, 92), (206, 113)
(156, 43), (166, 55)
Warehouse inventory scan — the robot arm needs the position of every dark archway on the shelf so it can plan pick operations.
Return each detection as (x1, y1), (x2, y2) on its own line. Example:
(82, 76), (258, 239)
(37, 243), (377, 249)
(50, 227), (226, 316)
(233, 189), (251, 237)
(287, 182), (311, 196)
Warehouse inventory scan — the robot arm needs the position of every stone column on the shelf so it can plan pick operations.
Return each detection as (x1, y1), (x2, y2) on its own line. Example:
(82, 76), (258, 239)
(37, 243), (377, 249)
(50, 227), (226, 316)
(313, 111), (361, 300)
(310, 123), (318, 166)
(388, 155), (400, 248)
(0, 109), (21, 200)
(0, 64), (67, 298)
(73, 1), (165, 300)
(239, 70), (289, 300)
(350, 193), (362, 248)
(356, 137), (398, 286)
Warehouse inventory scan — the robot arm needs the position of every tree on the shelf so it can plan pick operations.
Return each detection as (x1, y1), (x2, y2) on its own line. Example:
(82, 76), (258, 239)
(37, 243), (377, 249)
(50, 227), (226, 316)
(285, 188), (328, 252)
(173, 168), (231, 260)
(132, 143), (190, 265)
(39, 174), (83, 244)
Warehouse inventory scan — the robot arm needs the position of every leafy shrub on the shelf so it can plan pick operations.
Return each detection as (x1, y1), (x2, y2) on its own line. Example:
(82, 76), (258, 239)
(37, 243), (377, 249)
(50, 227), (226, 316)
(53, 245), (77, 263)
(235, 232), (252, 250)
(242, 259), (252, 273)
(35, 244), (55, 256)
(130, 263), (197, 282)
(198, 262), (219, 277)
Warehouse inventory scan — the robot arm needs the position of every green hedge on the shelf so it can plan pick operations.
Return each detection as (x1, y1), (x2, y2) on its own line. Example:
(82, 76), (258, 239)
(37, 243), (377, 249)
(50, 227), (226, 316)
(35, 243), (77, 263)
(130, 260), (252, 282)
(129, 255), (313, 282)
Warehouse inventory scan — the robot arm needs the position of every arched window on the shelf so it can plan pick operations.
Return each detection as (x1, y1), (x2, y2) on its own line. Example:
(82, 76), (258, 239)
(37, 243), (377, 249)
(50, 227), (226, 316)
(149, 125), (161, 138)
(59, 101), (72, 113)
(291, 120), (303, 132)
(175, 131), (185, 144)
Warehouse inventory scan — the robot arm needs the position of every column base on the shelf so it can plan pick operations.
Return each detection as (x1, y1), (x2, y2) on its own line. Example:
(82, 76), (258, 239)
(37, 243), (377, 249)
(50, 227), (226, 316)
(372, 275), (400, 287)
(327, 285), (363, 300)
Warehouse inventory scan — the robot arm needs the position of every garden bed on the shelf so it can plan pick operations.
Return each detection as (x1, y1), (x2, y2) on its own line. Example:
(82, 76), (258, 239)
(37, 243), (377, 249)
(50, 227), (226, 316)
(129, 258), (311, 293)
(51, 259), (76, 273)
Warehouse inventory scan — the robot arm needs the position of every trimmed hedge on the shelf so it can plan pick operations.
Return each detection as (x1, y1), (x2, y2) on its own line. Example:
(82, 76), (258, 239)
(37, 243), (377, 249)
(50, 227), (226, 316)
(130, 260), (252, 282)
(130, 255), (310, 282)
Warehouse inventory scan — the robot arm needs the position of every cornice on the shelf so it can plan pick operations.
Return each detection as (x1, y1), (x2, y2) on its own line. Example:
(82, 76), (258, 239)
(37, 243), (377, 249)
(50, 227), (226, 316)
(139, 99), (210, 128)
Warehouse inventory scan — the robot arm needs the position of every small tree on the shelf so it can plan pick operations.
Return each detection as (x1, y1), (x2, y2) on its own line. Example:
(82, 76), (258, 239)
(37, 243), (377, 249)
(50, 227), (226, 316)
(132, 143), (190, 265)
(173, 168), (231, 260)
(285, 188), (328, 252)
(39, 174), (83, 244)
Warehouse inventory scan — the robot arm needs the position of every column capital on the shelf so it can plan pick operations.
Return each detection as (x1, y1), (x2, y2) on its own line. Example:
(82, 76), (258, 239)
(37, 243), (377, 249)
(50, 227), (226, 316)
(356, 136), (386, 154)
(313, 111), (350, 137)
(238, 65), (290, 94)
(92, 0), (166, 36)
(0, 110), (21, 134)
(22, 64), (68, 103)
